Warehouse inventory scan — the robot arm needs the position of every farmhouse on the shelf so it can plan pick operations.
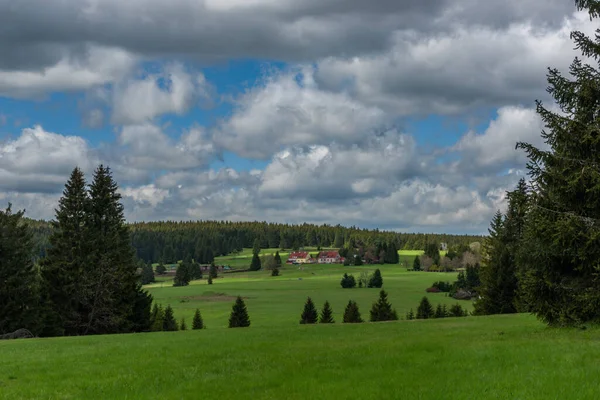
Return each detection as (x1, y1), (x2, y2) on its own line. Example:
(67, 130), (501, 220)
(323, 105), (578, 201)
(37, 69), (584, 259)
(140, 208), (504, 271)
(286, 251), (312, 264)
(317, 250), (344, 264)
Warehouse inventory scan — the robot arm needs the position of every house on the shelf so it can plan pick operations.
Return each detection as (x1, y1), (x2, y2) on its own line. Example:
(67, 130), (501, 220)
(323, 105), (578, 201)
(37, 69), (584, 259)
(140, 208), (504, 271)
(286, 251), (312, 264)
(317, 250), (344, 264)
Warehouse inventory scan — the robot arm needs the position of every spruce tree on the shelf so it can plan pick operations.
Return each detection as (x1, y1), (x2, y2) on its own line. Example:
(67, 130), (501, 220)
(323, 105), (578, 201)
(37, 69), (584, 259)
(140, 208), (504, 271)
(416, 296), (434, 319)
(39, 167), (89, 336)
(162, 305), (178, 331)
(192, 309), (204, 329)
(368, 269), (383, 288)
(369, 290), (398, 322)
(209, 261), (218, 278)
(190, 261), (202, 280)
(229, 296), (251, 328)
(156, 262), (167, 275)
(249, 253), (262, 271)
(141, 263), (155, 285)
(319, 301), (335, 323)
(274, 251), (282, 267)
(150, 304), (164, 332)
(513, 0), (600, 326)
(406, 309), (415, 320)
(434, 304), (446, 319)
(0, 204), (41, 335)
(300, 297), (318, 324)
(173, 262), (190, 287)
(449, 304), (467, 318)
(413, 256), (421, 271)
(180, 318), (187, 331)
(208, 275), (213, 285)
(342, 300), (363, 323)
(271, 268), (280, 276)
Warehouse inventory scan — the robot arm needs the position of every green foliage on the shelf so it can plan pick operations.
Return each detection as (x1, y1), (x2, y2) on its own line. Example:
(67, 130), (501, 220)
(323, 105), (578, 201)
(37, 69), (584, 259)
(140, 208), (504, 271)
(209, 261), (218, 278)
(434, 304), (447, 319)
(300, 297), (319, 324)
(189, 261), (203, 280)
(340, 273), (356, 288)
(192, 309), (204, 330)
(156, 262), (167, 275)
(319, 301), (335, 323)
(369, 290), (398, 322)
(343, 300), (363, 323)
(130, 283), (153, 332)
(449, 304), (468, 318)
(413, 255), (421, 271)
(353, 255), (363, 266)
(229, 296), (251, 328)
(274, 251), (282, 267)
(179, 318), (187, 331)
(368, 268), (383, 288)
(162, 305), (178, 331)
(271, 268), (280, 277)
(150, 304), (164, 332)
(207, 275), (213, 285)
(416, 296), (434, 319)
(424, 243), (441, 265)
(141, 263), (155, 285)
(406, 309), (415, 320)
(173, 262), (191, 287)
(252, 238), (261, 255)
(249, 253), (262, 271)
(430, 281), (452, 292)
(0, 203), (41, 335)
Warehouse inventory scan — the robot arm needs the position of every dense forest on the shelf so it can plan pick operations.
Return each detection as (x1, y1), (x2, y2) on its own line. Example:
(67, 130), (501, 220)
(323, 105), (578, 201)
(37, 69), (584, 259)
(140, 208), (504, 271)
(25, 218), (483, 264)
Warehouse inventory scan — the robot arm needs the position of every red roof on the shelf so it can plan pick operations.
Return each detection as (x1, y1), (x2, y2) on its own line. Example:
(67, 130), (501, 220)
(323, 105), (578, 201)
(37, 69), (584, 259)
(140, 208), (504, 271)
(318, 251), (340, 258)
(288, 251), (310, 259)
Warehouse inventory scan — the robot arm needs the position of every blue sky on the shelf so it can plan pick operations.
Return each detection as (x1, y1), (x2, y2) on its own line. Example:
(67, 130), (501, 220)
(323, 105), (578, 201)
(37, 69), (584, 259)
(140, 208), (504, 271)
(0, 0), (589, 234)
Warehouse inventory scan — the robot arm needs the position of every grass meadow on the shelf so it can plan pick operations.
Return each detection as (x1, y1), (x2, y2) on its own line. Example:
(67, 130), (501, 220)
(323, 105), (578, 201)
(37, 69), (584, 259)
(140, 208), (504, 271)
(2, 249), (597, 399)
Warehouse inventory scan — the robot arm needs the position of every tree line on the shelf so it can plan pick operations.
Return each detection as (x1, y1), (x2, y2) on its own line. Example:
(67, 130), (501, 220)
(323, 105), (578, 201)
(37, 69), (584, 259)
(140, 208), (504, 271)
(471, 0), (600, 327)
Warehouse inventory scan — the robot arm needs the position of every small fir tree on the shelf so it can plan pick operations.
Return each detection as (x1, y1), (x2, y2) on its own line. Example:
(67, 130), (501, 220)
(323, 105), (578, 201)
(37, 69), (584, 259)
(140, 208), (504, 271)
(340, 273), (357, 288)
(274, 251), (282, 267)
(250, 253), (262, 271)
(300, 297), (319, 324)
(449, 304), (468, 317)
(141, 263), (156, 285)
(209, 262), (218, 279)
(319, 301), (335, 323)
(162, 305), (178, 331)
(173, 263), (191, 287)
(434, 304), (447, 319)
(192, 309), (204, 330)
(229, 296), (251, 328)
(406, 309), (415, 320)
(190, 261), (203, 280)
(413, 256), (421, 271)
(271, 268), (280, 277)
(180, 318), (187, 331)
(156, 262), (167, 275)
(208, 275), (213, 285)
(416, 296), (434, 319)
(150, 304), (164, 332)
(368, 269), (383, 288)
(343, 300), (363, 323)
(369, 290), (398, 322)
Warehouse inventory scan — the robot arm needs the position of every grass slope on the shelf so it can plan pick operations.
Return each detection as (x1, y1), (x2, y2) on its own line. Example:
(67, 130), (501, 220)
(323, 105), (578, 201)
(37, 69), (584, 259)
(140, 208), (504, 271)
(2, 315), (600, 399)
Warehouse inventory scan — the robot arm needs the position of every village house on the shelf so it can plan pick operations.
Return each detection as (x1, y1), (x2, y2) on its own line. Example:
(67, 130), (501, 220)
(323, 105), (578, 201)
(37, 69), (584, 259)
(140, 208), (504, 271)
(286, 251), (313, 264)
(317, 250), (344, 264)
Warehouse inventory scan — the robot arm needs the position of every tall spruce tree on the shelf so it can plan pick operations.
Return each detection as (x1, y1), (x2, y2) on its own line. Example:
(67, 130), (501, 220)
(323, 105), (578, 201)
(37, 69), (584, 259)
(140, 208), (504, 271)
(83, 165), (152, 334)
(369, 290), (398, 322)
(229, 296), (251, 328)
(173, 262), (190, 287)
(342, 300), (363, 323)
(319, 301), (335, 323)
(39, 167), (89, 336)
(162, 305), (178, 331)
(300, 297), (318, 324)
(140, 263), (155, 285)
(416, 296), (434, 319)
(368, 269), (383, 288)
(274, 251), (282, 267)
(514, 0), (600, 326)
(192, 309), (205, 329)
(413, 255), (421, 271)
(0, 204), (41, 335)
(249, 253), (261, 271)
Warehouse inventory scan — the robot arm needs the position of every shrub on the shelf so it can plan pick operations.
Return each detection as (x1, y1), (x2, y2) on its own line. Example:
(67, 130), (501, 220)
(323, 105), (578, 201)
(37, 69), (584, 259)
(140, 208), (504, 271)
(271, 268), (280, 277)
(426, 287), (441, 293)
(340, 273), (357, 288)
(299, 297), (318, 324)
(343, 300), (363, 323)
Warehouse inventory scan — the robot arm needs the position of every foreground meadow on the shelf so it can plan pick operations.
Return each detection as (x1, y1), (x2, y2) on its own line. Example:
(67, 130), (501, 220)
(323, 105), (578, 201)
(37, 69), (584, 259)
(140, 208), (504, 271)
(2, 314), (600, 399)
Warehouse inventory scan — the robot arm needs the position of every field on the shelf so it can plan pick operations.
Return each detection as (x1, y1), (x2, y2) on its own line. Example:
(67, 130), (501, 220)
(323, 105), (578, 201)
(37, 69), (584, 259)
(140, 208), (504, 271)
(3, 251), (597, 399)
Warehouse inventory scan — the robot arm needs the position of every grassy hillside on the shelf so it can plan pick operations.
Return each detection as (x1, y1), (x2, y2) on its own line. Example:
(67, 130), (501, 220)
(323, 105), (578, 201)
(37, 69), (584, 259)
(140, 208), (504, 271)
(2, 315), (600, 399)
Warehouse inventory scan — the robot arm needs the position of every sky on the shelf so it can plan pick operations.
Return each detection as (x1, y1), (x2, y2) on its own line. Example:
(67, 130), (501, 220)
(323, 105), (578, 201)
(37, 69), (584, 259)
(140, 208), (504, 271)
(0, 0), (595, 234)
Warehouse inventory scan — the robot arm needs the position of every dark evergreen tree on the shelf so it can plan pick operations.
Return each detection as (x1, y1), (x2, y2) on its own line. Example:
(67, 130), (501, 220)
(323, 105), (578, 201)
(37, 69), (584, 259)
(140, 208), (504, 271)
(342, 300), (363, 323)
(449, 304), (467, 317)
(249, 253), (262, 271)
(209, 261), (218, 278)
(162, 305), (178, 331)
(190, 261), (203, 280)
(368, 269), (383, 288)
(513, 0), (600, 326)
(340, 273), (356, 288)
(156, 262), (167, 275)
(271, 268), (280, 276)
(434, 304), (447, 318)
(413, 255), (421, 271)
(274, 251), (282, 267)
(39, 167), (89, 336)
(207, 275), (213, 285)
(416, 296), (434, 319)
(141, 263), (156, 285)
(406, 309), (415, 320)
(369, 290), (398, 322)
(150, 304), (164, 332)
(173, 262), (191, 287)
(192, 309), (204, 329)
(129, 283), (153, 332)
(424, 242), (441, 265)
(252, 238), (260, 255)
(354, 255), (363, 266)
(0, 204), (41, 335)
(229, 296), (251, 328)
(319, 301), (335, 323)
(180, 318), (187, 331)
(300, 297), (318, 324)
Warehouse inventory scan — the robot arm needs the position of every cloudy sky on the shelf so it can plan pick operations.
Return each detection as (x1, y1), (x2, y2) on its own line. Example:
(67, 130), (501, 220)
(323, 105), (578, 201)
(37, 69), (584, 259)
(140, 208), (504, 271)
(0, 0), (593, 234)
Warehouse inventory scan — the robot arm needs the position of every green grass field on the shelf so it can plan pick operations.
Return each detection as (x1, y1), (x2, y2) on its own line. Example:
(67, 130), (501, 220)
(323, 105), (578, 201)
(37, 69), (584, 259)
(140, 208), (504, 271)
(3, 258), (594, 399)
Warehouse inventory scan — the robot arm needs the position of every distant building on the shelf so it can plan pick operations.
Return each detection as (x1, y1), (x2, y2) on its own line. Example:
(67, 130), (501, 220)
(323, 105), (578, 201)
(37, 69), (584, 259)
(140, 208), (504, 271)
(286, 251), (312, 264)
(440, 243), (448, 251)
(317, 250), (344, 264)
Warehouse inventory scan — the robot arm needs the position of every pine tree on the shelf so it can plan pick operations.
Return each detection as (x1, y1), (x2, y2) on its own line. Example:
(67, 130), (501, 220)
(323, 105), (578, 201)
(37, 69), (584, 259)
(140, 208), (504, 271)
(141, 263), (155, 285)
(173, 262), (191, 287)
(416, 296), (434, 319)
(192, 309), (204, 329)
(369, 290), (398, 322)
(130, 282), (153, 332)
(343, 300), (363, 323)
(150, 304), (164, 332)
(0, 204), (41, 335)
(190, 261), (203, 280)
(513, 0), (600, 326)
(300, 297), (318, 324)
(156, 262), (167, 275)
(449, 304), (467, 318)
(434, 304), (446, 319)
(406, 309), (415, 320)
(39, 167), (89, 336)
(229, 296), (251, 328)
(319, 301), (335, 323)
(180, 318), (187, 331)
(274, 251), (282, 267)
(249, 253), (261, 271)
(340, 273), (356, 288)
(209, 261), (218, 278)
(162, 305), (178, 331)
(368, 269), (383, 288)
(413, 256), (421, 271)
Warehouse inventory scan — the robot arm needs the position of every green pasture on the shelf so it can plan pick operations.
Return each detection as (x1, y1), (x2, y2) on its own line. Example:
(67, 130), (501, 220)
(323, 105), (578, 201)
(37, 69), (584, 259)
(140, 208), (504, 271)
(2, 314), (600, 399)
